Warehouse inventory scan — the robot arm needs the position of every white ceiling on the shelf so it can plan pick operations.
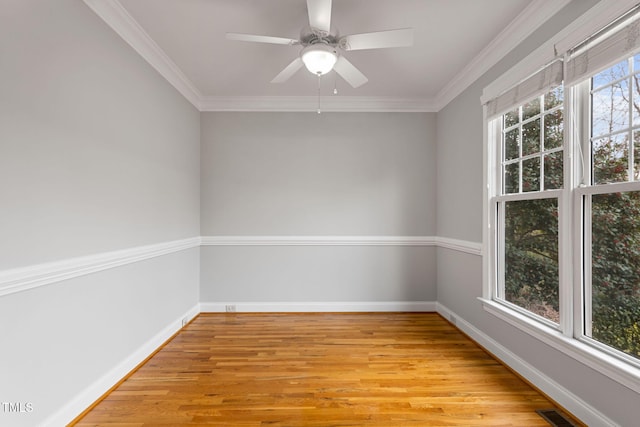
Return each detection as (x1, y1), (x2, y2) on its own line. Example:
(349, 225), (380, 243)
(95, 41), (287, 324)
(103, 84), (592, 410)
(85, 0), (571, 111)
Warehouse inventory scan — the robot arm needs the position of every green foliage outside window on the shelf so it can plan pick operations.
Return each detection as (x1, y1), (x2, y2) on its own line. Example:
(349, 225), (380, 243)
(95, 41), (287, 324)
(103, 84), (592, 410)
(504, 198), (559, 322)
(591, 189), (640, 360)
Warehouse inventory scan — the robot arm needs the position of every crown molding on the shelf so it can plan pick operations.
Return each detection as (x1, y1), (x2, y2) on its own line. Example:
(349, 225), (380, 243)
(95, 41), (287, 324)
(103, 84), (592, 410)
(434, 0), (572, 110)
(84, 0), (569, 113)
(199, 96), (438, 112)
(82, 0), (435, 112)
(83, 0), (203, 108)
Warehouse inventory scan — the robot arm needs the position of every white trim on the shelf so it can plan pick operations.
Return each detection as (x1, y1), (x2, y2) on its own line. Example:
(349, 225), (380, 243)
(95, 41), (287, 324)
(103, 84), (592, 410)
(199, 96), (437, 113)
(201, 235), (482, 254)
(201, 301), (436, 313)
(437, 0), (571, 110)
(0, 237), (201, 297)
(83, 0), (569, 113)
(0, 235), (482, 299)
(479, 298), (640, 394)
(81, 0), (435, 113)
(41, 303), (200, 427)
(82, 0), (203, 109)
(436, 303), (619, 427)
(482, 0), (639, 106)
(435, 236), (483, 256)
(201, 235), (436, 246)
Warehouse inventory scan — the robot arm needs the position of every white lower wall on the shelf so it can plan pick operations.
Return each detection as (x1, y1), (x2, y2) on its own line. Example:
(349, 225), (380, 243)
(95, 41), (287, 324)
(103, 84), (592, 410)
(0, 247), (200, 427)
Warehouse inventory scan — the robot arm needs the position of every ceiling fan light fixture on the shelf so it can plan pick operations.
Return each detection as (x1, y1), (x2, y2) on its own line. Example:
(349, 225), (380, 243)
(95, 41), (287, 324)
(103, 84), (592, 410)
(301, 44), (338, 75)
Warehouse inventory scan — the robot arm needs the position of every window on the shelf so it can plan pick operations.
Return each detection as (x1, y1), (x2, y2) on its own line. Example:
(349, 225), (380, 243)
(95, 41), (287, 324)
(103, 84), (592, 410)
(579, 56), (640, 361)
(496, 87), (564, 324)
(485, 9), (640, 380)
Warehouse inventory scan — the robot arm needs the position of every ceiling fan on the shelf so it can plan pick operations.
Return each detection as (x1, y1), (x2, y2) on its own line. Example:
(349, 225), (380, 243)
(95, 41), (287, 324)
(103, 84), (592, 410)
(226, 0), (414, 89)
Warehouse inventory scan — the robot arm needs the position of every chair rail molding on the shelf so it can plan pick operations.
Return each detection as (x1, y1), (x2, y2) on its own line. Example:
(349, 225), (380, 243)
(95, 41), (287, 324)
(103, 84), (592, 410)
(0, 237), (201, 297)
(0, 235), (482, 298)
(200, 235), (436, 246)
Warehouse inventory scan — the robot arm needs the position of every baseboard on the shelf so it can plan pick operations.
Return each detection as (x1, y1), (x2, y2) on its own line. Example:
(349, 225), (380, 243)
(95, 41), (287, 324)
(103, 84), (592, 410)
(200, 301), (437, 313)
(435, 303), (617, 427)
(43, 304), (200, 427)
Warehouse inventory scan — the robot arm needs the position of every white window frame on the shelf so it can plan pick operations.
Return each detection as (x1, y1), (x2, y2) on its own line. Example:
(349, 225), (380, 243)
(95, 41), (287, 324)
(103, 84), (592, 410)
(574, 61), (640, 364)
(490, 91), (566, 329)
(481, 0), (640, 394)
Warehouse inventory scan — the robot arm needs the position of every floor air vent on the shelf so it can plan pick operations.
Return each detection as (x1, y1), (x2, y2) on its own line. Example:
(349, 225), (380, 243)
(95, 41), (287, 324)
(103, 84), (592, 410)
(536, 409), (577, 427)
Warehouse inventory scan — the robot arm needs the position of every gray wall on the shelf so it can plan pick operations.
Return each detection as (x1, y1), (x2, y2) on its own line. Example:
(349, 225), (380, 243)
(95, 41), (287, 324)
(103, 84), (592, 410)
(200, 112), (437, 304)
(201, 112), (435, 236)
(436, 0), (639, 425)
(3, 1), (635, 426)
(0, 1), (200, 425)
(1, 0), (201, 269)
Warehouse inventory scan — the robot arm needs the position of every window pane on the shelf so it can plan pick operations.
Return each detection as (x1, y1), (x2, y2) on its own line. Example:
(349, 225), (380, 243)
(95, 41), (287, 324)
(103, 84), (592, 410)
(544, 86), (563, 110)
(544, 109), (563, 150)
(592, 133), (629, 184)
(633, 73), (640, 126)
(522, 120), (541, 156)
(590, 192), (640, 360)
(504, 162), (519, 194)
(592, 80), (630, 137)
(592, 59), (629, 91)
(522, 157), (540, 192)
(504, 199), (559, 323)
(523, 98), (541, 121)
(505, 108), (519, 128)
(544, 151), (563, 190)
(505, 128), (520, 160)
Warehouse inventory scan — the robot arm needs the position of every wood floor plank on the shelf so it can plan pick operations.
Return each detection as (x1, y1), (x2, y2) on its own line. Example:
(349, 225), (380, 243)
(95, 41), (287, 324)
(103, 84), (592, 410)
(71, 313), (582, 426)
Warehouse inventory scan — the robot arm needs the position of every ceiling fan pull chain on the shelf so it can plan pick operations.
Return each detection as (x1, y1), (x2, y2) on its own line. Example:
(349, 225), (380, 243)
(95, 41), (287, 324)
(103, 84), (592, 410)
(317, 73), (322, 114)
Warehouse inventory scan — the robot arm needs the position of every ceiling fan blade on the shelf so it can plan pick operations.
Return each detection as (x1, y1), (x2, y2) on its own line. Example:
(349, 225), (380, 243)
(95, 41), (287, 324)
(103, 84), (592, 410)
(307, 0), (332, 34)
(226, 32), (298, 46)
(333, 56), (368, 88)
(271, 58), (304, 83)
(340, 28), (413, 51)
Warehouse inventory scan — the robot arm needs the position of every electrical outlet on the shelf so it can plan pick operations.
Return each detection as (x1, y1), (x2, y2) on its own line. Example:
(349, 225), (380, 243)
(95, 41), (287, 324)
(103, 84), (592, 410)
(225, 305), (236, 313)
(181, 317), (188, 327)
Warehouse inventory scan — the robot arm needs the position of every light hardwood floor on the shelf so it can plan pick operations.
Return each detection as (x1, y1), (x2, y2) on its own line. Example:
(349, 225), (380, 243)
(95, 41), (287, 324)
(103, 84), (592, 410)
(71, 313), (580, 426)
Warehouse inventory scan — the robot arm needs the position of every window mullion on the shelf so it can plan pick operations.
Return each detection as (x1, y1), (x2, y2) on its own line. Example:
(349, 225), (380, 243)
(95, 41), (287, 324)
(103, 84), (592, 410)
(574, 81), (591, 340)
(627, 69), (635, 181)
(497, 201), (506, 300)
(583, 194), (593, 337)
(558, 81), (573, 336)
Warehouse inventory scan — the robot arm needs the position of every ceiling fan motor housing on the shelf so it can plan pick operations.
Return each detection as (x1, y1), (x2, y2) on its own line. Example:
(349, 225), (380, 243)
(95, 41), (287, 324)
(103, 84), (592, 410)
(300, 43), (338, 75)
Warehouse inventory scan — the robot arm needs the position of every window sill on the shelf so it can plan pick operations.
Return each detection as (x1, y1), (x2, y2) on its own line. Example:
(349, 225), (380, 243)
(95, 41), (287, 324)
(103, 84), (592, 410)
(479, 297), (640, 394)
